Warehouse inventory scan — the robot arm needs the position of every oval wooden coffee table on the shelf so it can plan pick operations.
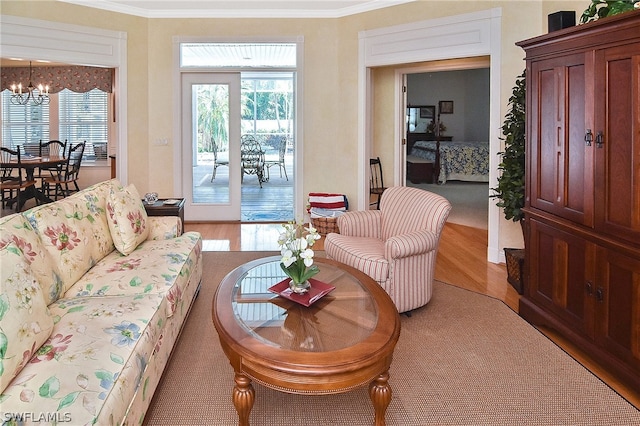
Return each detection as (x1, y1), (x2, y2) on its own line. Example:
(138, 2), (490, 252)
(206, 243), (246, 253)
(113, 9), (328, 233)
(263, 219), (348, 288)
(212, 256), (401, 426)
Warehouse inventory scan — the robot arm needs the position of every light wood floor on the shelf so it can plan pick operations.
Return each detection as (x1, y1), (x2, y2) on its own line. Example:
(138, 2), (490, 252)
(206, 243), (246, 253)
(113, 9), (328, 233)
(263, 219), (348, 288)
(185, 220), (639, 410)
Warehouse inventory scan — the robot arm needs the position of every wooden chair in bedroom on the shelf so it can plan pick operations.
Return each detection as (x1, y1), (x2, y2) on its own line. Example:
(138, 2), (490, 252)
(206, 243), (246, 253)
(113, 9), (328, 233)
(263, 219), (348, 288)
(370, 157), (387, 209)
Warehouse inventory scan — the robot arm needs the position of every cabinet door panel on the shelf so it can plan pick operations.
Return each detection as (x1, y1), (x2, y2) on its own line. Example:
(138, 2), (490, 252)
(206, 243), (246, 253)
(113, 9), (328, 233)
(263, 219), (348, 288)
(594, 44), (640, 245)
(529, 55), (592, 225)
(528, 219), (596, 336)
(595, 247), (640, 370)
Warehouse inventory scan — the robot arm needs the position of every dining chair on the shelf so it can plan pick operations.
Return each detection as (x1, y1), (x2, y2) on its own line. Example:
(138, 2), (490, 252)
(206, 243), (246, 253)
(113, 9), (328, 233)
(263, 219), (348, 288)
(210, 139), (230, 182)
(370, 157), (387, 209)
(37, 139), (68, 186)
(1, 146), (38, 212)
(43, 141), (85, 200)
(264, 136), (288, 181)
(240, 135), (265, 188)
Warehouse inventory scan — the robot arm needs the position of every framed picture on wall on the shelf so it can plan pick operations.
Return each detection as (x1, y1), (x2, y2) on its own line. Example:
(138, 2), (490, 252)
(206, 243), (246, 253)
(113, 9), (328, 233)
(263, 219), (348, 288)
(419, 105), (435, 119)
(439, 100), (454, 114)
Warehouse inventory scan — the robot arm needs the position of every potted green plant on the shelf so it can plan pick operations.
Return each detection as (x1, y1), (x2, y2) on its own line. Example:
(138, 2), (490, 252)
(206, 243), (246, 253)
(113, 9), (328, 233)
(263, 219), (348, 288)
(491, 70), (526, 293)
(580, 0), (639, 23)
(492, 70), (525, 227)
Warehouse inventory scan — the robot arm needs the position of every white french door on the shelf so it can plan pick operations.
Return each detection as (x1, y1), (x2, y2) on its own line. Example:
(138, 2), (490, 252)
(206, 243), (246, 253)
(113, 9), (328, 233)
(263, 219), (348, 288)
(181, 72), (241, 221)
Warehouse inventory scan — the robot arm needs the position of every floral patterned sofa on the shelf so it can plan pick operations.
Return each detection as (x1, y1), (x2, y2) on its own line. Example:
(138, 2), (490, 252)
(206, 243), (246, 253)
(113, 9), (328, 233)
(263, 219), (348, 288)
(0, 179), (202, 425)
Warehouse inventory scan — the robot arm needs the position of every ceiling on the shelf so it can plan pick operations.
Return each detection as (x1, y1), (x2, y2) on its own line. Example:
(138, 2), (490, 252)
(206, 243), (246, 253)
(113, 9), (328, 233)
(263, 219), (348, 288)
(58, 0), (415, 19)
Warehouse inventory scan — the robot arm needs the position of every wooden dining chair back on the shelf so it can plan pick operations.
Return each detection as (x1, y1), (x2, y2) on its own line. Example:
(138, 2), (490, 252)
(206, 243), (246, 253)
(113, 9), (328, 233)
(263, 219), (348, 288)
(210, 139), (230, 182)
(370, 157), (387, 209)
(37, 139), (68, 184)
(39, 140), (67, 158)
(240, 135), (265, 188)
(1, 146), (37, 212)
(43, 141), (85, 200)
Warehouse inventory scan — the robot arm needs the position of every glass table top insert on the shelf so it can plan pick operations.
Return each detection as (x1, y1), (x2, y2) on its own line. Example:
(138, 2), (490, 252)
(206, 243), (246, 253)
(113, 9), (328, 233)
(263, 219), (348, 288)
(230, 257), (378, 352)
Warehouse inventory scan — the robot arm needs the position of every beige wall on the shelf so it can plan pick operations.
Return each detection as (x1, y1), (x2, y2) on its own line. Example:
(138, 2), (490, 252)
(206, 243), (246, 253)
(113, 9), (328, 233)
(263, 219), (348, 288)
(1, 0), (587, 252)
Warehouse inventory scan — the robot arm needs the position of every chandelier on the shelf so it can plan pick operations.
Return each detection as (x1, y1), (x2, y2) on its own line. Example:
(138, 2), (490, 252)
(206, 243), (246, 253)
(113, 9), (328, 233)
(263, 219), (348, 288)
(10, 61), (50, 106)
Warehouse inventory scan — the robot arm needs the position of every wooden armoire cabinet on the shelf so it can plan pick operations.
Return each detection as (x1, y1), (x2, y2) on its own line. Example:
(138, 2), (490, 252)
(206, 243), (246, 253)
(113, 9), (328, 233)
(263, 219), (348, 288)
(517, 10), (640, 390)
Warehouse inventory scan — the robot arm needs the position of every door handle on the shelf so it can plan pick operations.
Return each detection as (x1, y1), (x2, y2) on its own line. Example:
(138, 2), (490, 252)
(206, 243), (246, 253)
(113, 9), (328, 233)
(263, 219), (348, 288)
(595, 131), (604, 148)
(584, 129), (593, 146)
(585, 281), (593, 296)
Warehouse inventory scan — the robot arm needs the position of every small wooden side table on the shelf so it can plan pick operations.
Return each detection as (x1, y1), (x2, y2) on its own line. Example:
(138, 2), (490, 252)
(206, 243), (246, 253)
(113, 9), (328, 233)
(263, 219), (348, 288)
(143, 198), (185, 235)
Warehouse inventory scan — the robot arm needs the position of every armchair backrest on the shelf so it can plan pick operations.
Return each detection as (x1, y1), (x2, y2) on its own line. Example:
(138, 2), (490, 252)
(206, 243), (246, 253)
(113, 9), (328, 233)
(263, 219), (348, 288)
(379, 186), (451, 240)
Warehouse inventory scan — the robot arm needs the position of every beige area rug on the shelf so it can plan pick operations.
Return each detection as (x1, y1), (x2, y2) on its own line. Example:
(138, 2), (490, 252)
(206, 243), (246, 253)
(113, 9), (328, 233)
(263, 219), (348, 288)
(144, 252), (640, 425)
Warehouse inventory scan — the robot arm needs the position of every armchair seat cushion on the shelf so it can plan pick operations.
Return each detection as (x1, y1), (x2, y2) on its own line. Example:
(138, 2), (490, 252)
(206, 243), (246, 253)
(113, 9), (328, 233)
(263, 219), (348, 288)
(323, 236), (388, 282)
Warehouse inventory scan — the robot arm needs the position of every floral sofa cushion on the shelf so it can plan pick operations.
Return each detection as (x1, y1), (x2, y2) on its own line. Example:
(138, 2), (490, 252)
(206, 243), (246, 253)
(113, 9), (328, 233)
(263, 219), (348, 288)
(107, 184), (150, 255)
(0, 243), (55, 393)
(147, 216), (183, 241)
(66, 232), (202, 317)
(0, 214), (63, 306)
(23, 180), (115, 298)
(0, 293), (169, 425)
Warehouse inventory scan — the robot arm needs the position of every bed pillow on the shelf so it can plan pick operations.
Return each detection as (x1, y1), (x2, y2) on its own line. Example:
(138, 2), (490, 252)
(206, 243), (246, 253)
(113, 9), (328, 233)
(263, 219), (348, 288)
(0, 243), (55, 393)
(107, 183), (150, 255)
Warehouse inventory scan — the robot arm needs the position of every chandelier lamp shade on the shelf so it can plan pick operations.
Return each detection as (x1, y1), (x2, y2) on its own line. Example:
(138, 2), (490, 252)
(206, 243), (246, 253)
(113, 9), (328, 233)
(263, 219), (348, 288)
(10, 61), (50, 106)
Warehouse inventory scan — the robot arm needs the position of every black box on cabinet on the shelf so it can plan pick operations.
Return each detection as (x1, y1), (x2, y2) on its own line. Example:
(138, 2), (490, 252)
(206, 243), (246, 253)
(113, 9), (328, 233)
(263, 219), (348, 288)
(548, 11), (576, 32)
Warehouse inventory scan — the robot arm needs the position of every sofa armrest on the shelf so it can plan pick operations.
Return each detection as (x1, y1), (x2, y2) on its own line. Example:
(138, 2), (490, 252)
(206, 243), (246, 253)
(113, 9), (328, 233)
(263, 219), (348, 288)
(384, 229), (439, 259)
(336, 210), (382, 238)
(147, 216), (182, 240)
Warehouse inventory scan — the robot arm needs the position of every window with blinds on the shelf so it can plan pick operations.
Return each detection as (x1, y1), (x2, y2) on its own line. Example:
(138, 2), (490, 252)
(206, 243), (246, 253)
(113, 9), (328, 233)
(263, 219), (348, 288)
(1, 88), (109, 163)
(0, 91), (50, 151)
(59, 89), (109, 162)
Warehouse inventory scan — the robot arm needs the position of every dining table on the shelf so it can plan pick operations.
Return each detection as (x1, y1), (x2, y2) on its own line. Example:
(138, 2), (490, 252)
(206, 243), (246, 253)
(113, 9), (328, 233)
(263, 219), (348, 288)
(1, 154), (67, 210)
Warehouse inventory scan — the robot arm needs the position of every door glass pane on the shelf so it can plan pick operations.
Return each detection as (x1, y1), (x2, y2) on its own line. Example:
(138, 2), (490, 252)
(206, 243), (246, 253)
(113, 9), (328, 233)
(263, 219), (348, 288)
(192, 83), (230, 204)
(240, 74), (294, 221)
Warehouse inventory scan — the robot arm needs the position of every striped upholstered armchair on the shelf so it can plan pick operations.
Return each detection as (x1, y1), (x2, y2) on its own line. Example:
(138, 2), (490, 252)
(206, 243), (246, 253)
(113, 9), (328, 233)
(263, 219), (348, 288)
(324, 186), (451, 313)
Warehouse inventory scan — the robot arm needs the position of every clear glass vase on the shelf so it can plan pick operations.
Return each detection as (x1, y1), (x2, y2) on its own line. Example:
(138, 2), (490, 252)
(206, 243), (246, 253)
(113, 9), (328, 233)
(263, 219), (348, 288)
(288, 279), (311, 294)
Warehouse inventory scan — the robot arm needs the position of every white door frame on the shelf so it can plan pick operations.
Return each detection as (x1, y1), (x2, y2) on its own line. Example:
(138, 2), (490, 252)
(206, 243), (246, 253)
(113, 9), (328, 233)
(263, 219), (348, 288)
(358, 8), (503, 263)
(172, 36), (305, 222)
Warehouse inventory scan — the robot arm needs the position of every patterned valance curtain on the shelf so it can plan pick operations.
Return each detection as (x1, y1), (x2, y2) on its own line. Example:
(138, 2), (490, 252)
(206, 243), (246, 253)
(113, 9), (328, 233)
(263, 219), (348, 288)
(1, 65), (113, 94)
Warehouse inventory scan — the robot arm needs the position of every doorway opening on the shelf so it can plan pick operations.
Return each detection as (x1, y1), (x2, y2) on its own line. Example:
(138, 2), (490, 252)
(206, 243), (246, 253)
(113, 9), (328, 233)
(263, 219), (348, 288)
(360, 9), (503, 263)
(405, 67), (490, 230)
(191, 73), (294, 221)
(180, 42), (298, 222)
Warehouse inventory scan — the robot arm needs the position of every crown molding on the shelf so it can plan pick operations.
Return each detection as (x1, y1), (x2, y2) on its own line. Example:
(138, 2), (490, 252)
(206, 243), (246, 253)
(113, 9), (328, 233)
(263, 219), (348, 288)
(57, 0), (415, 19)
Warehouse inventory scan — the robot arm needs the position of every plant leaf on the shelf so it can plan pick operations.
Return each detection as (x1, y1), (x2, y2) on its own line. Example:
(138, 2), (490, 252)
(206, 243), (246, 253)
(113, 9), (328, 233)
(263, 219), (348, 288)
(39, 376), (60, 398)
(58, 391), (80, 410)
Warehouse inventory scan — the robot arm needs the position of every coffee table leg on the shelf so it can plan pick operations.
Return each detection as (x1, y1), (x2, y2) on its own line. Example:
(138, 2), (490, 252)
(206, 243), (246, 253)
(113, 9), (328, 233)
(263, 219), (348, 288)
(233, 373), (255, 426)
(369, 371), (391, 426)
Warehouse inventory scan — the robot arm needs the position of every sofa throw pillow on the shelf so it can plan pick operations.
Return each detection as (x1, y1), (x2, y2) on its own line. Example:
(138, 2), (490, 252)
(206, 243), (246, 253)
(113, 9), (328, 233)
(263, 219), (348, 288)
(107, 183), (150, 255)
(0, 243), (55, 393)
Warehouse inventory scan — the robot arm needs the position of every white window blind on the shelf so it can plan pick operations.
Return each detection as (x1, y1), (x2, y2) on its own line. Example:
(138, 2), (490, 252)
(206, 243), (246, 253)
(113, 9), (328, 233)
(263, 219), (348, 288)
(0, 90), (50, 152)
(59, 88), (109, 162)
